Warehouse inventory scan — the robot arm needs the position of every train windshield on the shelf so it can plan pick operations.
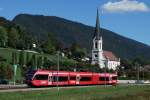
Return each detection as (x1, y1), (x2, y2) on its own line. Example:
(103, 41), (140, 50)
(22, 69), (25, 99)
(34, 74), (48, 80)
(26, 70), (36, 80)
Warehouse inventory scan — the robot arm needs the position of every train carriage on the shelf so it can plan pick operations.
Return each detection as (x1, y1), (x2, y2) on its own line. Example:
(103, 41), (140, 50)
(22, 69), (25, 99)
(26, 70), (117, 87)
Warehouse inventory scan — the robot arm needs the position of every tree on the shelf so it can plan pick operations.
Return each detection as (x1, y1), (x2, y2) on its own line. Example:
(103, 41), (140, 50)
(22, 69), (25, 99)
(42, 40), (56, 54)
(19, 50), (25, 67)
(31, 54), (37, 69)
(12, 52), (17, 65)
(0, 26), (8, 47)
(70, 43), (87, 61)
(41, 32), (58, 54)
(8, 27), (19, 48)
(37, 56), (43, 69)
(26, 51), (30, 64)
(6, 65), (13, 80)
(120, 59), (132, 70)
(0, 62), (7, 79)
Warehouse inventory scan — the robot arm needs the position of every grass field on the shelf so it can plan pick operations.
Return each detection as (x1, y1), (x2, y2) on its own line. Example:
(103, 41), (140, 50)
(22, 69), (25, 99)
(0, 85), (150, 100)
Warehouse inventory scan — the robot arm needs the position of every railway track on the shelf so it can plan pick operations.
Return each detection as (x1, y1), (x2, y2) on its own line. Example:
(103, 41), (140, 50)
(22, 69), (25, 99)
(0, 85), (27, 90)
(0, 84), (149, 93)
(0, 85), (112, 92)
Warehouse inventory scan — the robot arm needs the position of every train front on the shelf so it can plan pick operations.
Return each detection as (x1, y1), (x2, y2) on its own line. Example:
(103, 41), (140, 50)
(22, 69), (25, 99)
(26, 70), (37, 86)
(26, 70), (49, 87)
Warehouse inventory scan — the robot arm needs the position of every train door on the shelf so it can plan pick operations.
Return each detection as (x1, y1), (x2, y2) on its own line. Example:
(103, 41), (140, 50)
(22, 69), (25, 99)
(48, 73), (52, 86)
(109, 77), (112, 84)
(76, 74), (80, 85)
(69, 76), (76, 85)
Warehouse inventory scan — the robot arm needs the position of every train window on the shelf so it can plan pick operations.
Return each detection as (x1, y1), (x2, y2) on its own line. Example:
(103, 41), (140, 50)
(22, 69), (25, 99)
(70, 76), (76, 80)
(49, 76), (52, 82)
(99, 77), (109, 81)
(34, 74), (48, 80)
(112, 77), (117, 80)
(80, 77), (91, 81)
(52, 76), (68, 82)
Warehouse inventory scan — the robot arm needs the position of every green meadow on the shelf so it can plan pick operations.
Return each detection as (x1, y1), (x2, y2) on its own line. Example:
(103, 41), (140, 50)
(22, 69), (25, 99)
(0, 85), (150, 100)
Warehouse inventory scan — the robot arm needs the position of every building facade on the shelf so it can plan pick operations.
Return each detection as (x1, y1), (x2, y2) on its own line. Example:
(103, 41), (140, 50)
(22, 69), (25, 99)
(91, 9), (120, 70)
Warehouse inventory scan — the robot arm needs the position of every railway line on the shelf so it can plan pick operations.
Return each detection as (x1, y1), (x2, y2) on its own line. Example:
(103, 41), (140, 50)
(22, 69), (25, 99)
(0, 84), (113, 92)
(0, 83), (150, 93)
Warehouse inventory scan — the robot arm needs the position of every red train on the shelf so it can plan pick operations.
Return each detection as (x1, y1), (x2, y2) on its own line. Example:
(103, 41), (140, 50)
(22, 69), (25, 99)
(26, 70), (118, 87)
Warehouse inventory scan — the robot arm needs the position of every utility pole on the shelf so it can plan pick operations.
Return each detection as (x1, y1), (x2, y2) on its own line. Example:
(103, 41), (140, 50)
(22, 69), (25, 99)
(136, 62), (140, 84)
(12, 52), (17, 85)
(104, 59), (108, 87)
(57, 51), (60, 92)
(142, 66), (144, 81)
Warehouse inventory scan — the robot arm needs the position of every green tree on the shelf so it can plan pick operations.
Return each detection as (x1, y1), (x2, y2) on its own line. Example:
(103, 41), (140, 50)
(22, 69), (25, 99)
(70, 43), (87, 61)
(12, 52), (17, 65)
(6, 65), (13, 80)
(26, 52), (30, 64)
(42, 40), (56, 54)
(41, 32), (57, 54)
(0, 62), (7, 79)
(19, 50), (25, 67)
(37, 56), (43, 69)
(8, 27), (19, 48)
(0, 26), (8, 47)
(31, 54), (37, 69)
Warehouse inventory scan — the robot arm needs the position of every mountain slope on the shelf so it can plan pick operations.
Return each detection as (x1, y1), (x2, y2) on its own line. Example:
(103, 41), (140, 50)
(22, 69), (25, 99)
(13, 14), (150, 59)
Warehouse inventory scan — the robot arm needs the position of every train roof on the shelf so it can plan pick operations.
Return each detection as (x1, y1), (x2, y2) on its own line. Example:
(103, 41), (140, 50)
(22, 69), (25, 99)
(31, 70), (117, 76)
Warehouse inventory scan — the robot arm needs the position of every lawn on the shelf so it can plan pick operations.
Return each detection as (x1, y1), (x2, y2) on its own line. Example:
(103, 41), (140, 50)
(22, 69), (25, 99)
(0, 85), (150, 100)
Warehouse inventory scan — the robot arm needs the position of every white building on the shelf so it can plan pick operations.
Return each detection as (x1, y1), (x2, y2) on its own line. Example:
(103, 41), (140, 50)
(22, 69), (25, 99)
(91, 9), (120, 70)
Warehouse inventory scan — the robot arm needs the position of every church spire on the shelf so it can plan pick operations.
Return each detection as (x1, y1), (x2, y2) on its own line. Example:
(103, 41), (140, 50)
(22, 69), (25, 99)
(94, 8), (101, 40)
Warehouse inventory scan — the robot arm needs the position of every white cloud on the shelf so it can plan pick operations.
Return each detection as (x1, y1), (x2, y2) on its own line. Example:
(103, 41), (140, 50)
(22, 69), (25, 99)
(101, 0), (150, 13)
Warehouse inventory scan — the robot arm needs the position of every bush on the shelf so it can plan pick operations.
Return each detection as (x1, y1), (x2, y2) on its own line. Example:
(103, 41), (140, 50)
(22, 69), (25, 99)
(0, 79), (8, 84)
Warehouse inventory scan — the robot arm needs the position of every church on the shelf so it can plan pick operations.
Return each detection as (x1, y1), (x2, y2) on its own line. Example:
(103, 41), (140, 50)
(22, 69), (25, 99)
(91, 9), (120, 70)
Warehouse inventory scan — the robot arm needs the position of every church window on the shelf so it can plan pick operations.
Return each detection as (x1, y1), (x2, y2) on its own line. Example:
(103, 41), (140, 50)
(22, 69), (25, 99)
(100, 43), (101, 49)
(95, 42), (98, 49)
(95, 54), (98, 58)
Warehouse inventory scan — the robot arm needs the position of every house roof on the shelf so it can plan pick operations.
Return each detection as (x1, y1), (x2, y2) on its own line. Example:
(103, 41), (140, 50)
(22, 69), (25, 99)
(103, 51), (119, 61)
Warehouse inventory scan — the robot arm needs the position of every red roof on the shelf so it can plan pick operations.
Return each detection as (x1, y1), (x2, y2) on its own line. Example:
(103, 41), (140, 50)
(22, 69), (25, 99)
(103, 51), (119, 61)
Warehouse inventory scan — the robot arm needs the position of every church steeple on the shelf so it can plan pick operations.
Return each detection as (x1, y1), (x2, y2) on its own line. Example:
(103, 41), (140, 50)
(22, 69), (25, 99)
(92, 8), (103, 67)
(94, 8), (101, 40)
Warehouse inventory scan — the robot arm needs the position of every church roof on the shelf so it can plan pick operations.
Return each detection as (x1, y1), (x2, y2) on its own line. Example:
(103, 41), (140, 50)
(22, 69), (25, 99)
(103, 51), (119, 61)
(94, 9), (101, 40)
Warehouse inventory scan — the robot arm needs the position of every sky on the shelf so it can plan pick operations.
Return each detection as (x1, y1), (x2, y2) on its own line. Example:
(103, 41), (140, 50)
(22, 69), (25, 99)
(0, 0), (150, 45)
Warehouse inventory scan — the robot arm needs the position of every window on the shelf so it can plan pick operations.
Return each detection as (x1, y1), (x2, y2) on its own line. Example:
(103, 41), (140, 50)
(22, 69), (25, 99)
(34, 74), (48, 80)
(49, 76), (52, 82)
(100, 43), (101, 49)
(95, 42), (98, 49)
(52, 76), (68, 82)
(112, 77), (117, 80)
(70, 76), (76, 80)
(99, 77), (109, 81)
(95, 54), (98, 58)
(80, 77), (92, 81)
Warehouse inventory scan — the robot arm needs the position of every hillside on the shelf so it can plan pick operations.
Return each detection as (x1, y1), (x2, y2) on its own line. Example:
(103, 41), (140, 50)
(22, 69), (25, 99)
(13, 14), (150, 59)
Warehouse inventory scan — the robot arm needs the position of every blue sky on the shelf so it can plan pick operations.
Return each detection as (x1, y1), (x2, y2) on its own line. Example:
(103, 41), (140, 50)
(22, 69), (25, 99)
(0, 0), (150, 45)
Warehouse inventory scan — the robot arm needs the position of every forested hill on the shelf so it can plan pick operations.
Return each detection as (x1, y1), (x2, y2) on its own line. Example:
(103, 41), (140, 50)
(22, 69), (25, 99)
(13, 14), (150, 59)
